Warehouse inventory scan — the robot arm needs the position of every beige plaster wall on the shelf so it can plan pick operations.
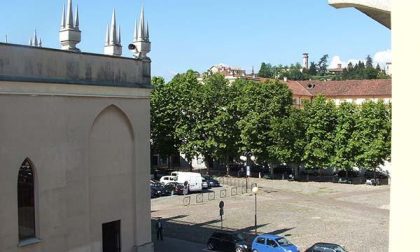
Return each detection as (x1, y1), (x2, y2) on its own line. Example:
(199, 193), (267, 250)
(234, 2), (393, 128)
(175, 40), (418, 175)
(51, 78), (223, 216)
(0, 82), (152, 252)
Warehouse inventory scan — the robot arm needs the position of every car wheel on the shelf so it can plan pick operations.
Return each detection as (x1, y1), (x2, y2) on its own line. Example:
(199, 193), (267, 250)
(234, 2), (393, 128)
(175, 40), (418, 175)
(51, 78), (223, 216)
(207, 242), (214, 250)
(235, 247), (243, 252)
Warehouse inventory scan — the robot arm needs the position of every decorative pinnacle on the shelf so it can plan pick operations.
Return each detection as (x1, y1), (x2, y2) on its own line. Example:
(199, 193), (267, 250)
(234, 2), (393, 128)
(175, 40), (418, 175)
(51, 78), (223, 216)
(146, 21), (149, 40)
(110, 9), (117, 44)
(118, 25), (121, 44)
(133, 20), (138, 41)
(61, 4), (66, 28)
(138, 6), (145, 40)
(66, 0), (74, 28)
(75, 5), (79, 29)
(105, 24), (109, 45)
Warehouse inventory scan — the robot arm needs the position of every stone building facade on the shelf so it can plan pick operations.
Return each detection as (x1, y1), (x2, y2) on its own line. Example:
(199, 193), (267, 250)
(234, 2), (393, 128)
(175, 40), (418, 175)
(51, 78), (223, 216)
(0, 1), (153, 251)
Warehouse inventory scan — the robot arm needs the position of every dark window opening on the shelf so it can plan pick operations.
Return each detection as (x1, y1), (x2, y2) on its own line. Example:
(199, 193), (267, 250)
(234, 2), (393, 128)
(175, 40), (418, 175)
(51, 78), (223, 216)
(18, 159), (36, 241)
(102, 220), (121, 252)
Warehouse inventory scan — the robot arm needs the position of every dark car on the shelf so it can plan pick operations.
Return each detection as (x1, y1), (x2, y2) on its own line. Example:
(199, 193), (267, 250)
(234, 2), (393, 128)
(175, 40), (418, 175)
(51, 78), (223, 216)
(150, 186), (160, 198)
(364, 170), (388, 179)
(165, 182), (185, 195)
(333, 170), (359, 178)
(207, 231), (249, 252)
(152, 182), (173, 196)
(203, 175), (220, 187)
(305, 242), (347, 252)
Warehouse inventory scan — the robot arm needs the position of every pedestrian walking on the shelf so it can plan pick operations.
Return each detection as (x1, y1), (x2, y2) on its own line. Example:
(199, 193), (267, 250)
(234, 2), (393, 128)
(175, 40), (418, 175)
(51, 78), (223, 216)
(156, 217), (163, 241)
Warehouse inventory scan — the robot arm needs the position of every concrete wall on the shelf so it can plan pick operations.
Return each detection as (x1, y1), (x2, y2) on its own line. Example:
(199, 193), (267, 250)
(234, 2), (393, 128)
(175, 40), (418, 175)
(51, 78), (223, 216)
(0, 43), (151, 88)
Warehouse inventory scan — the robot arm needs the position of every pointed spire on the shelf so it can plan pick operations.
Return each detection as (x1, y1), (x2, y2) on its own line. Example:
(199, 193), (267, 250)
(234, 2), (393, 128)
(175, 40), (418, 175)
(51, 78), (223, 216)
(66, 0), (74, 28)
(39, 38), (42, 47)
(33, 30), (38, 47)
(118, 25), (121, 44)
(138, 6), (145, 40)
(133, 20), (138, 41)
(110, 9), (117, 44)
(146, 21), (149, 40)
(29, 39), (33, 46)
(75, 5), (79, 29)
(105, 24), (109, 45)
(61, 4), (66, 28)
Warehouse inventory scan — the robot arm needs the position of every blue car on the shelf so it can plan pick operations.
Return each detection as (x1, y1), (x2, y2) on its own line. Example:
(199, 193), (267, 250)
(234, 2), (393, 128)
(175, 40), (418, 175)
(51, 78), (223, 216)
(252, 234), (299, 252)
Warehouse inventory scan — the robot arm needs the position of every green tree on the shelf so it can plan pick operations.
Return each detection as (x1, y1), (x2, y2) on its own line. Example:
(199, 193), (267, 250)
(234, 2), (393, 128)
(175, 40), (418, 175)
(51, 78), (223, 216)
(308, 62), (317, 75)
(269, 107), (307, 166)
(169, 70), (203, 165)
(150, 76), (180, 168)
(366, 55), (373, 68)
(191, 73), (240, 169)
(354, 101), (391, 176)
(258, 62), (274, 78)
(317, 54), (329, 75)
(332, 102), (359, 177)
(303, 96), (337, 169)
(235, 79), (293, 163)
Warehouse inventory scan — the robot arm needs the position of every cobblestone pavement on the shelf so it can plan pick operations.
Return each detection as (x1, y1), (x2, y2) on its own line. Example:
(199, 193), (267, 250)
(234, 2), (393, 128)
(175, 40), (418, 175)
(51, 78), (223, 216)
(154, 237), (207, 252)
(151, 178), (389, 252)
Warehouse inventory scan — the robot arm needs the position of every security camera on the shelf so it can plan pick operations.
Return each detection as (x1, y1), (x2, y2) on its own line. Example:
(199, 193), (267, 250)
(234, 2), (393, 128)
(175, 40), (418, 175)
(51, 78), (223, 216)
(128, 43), (140, 59)
(128, 43), (137, 51)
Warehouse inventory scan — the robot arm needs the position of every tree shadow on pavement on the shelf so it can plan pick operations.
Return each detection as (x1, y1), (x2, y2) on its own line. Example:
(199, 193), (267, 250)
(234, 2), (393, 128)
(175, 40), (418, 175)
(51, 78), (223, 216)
(152, 217), (272, 245)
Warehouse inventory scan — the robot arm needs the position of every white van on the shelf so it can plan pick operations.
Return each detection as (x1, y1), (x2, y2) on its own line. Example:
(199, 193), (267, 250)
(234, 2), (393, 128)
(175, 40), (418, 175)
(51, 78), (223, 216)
(172, 172), (203, 192)
(159, 175), (176, 185)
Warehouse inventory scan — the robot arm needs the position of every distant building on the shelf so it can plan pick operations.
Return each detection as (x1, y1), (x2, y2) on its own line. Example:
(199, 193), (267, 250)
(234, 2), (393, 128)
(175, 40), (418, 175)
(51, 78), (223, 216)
(290, 79), (392, 106)
(201, 64), (247, 83)
(328, 63), (345, 75)
(254, 78), (391, 107)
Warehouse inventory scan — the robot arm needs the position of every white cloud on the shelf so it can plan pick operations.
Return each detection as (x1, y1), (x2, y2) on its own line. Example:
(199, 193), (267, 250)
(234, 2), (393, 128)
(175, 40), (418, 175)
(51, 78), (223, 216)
(328, 56), (344, 68)
(373, 49), (392, 67)
(328, 49), (391, 69)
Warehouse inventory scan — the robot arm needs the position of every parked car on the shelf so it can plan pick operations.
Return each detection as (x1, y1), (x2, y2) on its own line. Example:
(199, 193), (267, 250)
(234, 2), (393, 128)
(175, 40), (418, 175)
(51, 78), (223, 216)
(172, 171), (203, 192)
(160, 175), (176, 185)
(152, 182), (172, 196)
(364, 170), (388, 179)
(207, 231), (249, 252)
(333, 170), (359, 178)
(165, 182), (185, 195)
(203, 175), (221, 187)
(252, 234), (299, 252)
(202, 177), (209, 190)
(150, 186), (161, 198)
(305, 242), (347, 252)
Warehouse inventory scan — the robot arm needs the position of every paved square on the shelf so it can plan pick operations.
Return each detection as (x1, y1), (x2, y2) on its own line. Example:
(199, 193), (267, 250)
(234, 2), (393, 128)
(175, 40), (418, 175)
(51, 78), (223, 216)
(151, 178), (389, 252)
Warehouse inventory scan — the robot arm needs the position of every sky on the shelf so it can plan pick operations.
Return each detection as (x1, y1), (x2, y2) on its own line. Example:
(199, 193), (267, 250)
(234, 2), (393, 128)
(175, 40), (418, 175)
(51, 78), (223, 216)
(0, 0), (391, 81)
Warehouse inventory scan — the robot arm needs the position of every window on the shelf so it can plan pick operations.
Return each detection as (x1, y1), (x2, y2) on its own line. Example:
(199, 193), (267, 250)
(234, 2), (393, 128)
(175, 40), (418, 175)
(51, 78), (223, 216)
(267, 239), (278, 247)
(18, 159), (36, 241)
(256, 237), (265, 244)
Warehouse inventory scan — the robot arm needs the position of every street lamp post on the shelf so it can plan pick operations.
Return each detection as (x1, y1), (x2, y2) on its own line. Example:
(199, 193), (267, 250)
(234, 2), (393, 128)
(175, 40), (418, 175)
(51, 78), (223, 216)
(240, 151), (255, 192)
(252, 185), (259, 235)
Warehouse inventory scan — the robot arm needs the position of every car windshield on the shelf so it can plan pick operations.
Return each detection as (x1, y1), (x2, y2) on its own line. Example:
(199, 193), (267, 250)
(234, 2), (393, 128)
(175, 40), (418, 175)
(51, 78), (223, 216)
(315, 244), (346, 252)
(233, 233), (245, 241)
(275, 237), (290, 246)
